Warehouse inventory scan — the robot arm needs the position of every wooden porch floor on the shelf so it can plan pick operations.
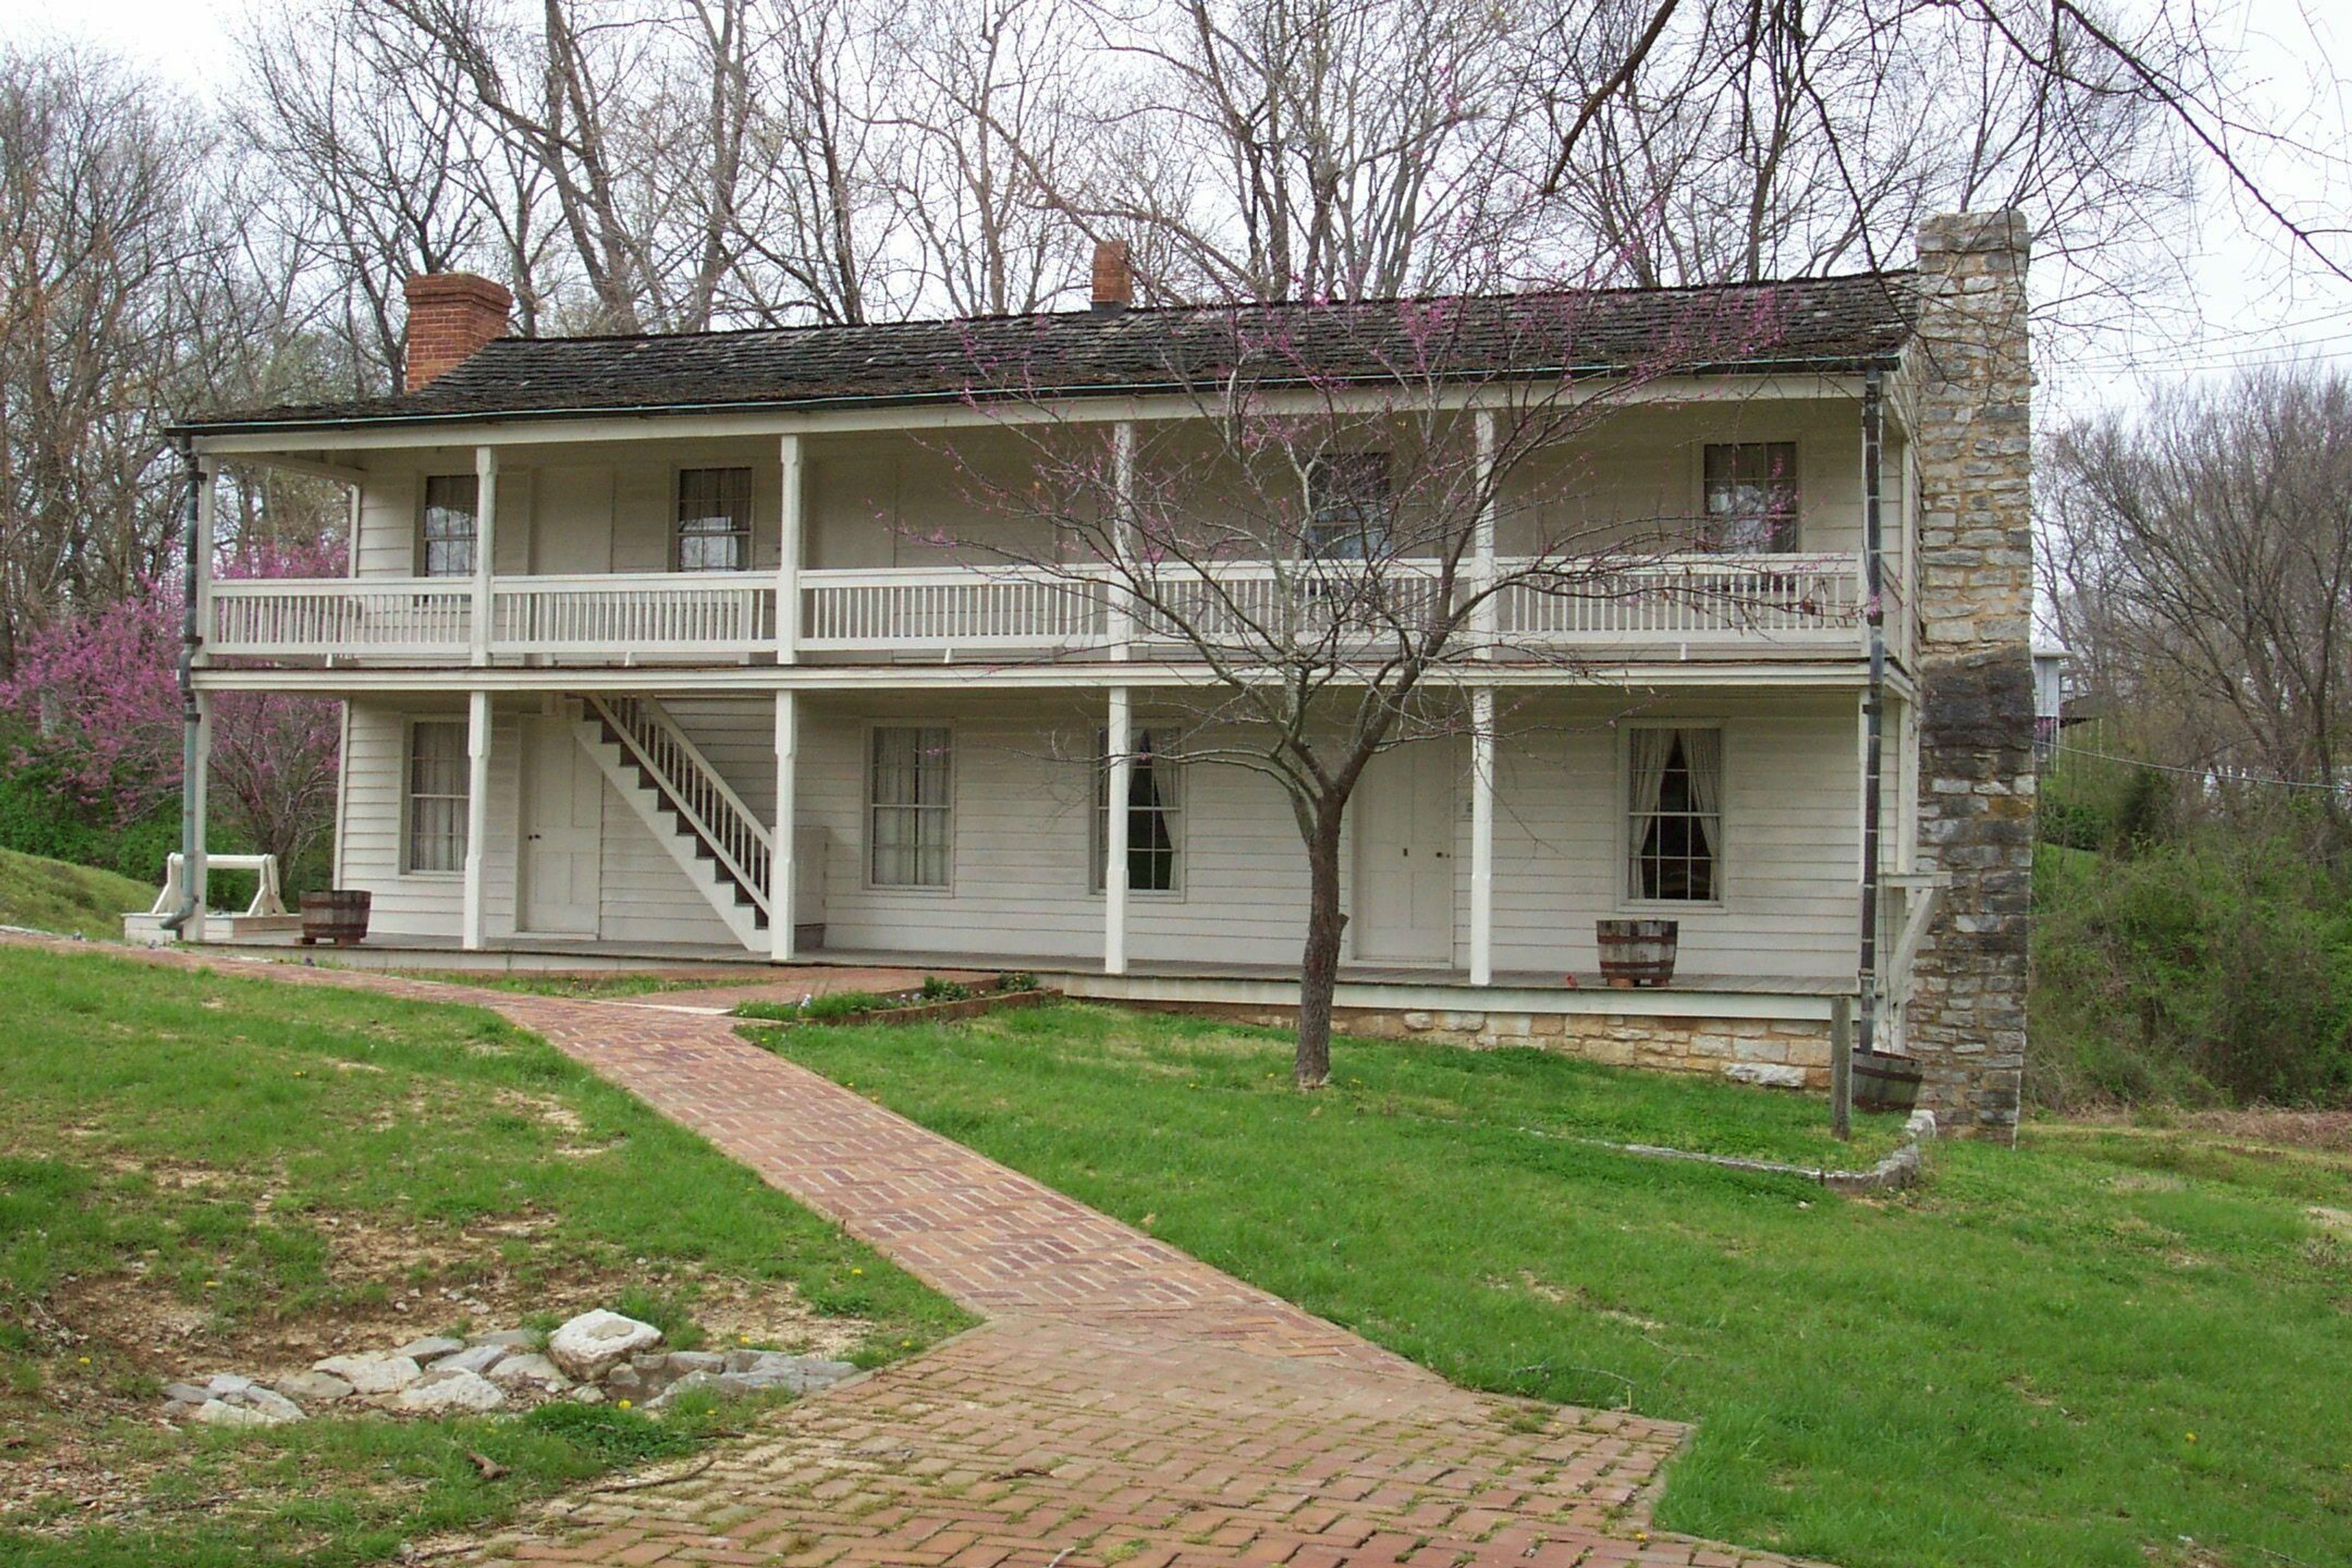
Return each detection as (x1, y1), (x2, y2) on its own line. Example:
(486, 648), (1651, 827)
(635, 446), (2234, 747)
(188, 930), (1849, 998)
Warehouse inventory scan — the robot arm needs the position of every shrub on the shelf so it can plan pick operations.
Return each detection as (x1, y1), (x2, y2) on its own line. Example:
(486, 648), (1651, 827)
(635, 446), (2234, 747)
(919, 975), (974, 1002)
(2030, 835), (2352, 1109)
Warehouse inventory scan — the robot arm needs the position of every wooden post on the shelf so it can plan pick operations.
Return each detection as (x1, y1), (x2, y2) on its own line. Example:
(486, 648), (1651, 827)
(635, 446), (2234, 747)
(1109, 421), (1136, 658)
(771, 690), (797, 962)
(777, 434), (802, 665)
(186, 693), (212, 942)
(1105, 686), (1131, 974)
(471, 446), (498, 666)
(462, 690), (491, 951)
(1472, 407), (1498, 660)
(1831, 993), (1853, 1140)
(1469, 687), (1494, 986)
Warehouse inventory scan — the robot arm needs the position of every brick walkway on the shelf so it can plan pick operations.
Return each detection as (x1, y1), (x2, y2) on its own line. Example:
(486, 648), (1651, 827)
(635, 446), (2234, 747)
(23, 939), (1819, 1567)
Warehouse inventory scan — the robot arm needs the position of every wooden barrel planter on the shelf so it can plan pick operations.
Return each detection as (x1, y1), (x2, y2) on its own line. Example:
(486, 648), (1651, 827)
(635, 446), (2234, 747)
(1596, 918), (1678, 987)
(300, 889), (372, 947)
(1852, 1049), (1924, 1112)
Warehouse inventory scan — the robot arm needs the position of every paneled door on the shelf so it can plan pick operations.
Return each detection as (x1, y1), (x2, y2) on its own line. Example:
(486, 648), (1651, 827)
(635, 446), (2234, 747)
(1352, 745), (1456, 963)
(519, 716), (602, 935)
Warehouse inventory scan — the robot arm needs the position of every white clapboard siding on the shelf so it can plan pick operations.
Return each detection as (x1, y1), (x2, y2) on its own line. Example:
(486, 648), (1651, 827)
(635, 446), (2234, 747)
(339, 701), (518, 940)
(631, 694), (1855, 979)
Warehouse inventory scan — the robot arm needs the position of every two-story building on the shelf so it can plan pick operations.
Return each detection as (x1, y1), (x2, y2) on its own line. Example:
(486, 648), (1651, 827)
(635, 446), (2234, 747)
(167, 213), (2035, 1136)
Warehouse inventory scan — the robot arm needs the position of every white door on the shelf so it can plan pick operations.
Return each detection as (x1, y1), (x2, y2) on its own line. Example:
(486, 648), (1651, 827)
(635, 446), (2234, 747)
(519, 717), (602, 935)
(1352, 745), (1455, 963)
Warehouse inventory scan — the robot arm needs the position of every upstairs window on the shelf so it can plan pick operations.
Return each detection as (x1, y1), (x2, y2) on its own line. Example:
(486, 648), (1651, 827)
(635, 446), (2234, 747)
(1095, 729), (1183, 893)
(869, 726), (952, 888)
(1701, 442), (1799, 552)
(677, 467), (754, 571)
(1627, 727), (1722, 902)
(1305, 453), (1392, 559)
(419, 474), (479, 577)
(405, 719), (469, 873)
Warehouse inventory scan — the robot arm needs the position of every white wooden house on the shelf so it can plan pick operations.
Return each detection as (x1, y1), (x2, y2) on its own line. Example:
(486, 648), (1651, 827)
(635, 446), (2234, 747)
(168, 213), (2037, 1135)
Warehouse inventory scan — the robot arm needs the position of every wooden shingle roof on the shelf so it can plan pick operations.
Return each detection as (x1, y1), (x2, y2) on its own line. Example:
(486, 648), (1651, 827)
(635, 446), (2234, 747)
(182, 270), (1917, 434)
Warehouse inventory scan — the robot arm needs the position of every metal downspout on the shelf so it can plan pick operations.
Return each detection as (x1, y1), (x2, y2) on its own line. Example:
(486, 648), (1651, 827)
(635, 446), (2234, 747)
(159, 443), (203, 934)
(1857, 371), (1887, 1055)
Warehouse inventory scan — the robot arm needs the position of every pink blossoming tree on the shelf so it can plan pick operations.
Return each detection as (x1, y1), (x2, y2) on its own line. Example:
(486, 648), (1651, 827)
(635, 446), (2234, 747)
(1, 539), (345, 885)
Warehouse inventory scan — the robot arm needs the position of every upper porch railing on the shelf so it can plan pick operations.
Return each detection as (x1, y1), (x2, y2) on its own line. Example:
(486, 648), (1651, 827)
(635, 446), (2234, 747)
(206, 552), (1899, 666)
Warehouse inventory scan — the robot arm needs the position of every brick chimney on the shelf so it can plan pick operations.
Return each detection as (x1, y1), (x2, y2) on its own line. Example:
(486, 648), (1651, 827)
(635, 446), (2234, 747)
(1090, 240), (1133, 312)
(403, 272), (513, 392)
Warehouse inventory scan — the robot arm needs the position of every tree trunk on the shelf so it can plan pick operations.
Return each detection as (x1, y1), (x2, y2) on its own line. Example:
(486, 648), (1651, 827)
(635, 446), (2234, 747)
(1295, 802), (1347, 1088)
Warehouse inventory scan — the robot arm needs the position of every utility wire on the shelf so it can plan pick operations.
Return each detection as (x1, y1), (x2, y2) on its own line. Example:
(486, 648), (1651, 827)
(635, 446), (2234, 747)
(2051, 740), (2348, 793)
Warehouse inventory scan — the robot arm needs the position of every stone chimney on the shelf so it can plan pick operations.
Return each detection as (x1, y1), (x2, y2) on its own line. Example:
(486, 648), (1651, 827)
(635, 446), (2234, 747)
(1901, 209), (2035, 1140)
(1090, 240), (1133, 312)
(404, 272), (513, 392)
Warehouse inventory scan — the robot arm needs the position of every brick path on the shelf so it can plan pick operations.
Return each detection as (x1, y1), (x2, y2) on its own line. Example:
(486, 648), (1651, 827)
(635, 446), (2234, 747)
(17, 938), (1820, 1567)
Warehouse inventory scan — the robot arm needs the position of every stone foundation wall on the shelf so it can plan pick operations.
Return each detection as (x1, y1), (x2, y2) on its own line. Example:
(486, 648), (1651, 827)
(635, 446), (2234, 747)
(1126, 1000), (1833, 1090)
(1903, 209), (2036, 1140)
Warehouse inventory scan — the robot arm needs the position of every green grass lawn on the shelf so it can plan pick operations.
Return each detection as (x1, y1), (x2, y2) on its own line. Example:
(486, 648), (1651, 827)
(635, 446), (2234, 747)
(753, 1003), (2352, 1568)
(0, 848), (153, 940)
(0, 945), (969, 1567)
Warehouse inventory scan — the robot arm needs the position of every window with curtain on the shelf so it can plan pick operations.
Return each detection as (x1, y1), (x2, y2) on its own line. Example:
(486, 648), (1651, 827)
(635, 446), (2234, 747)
(1627, 727), (1721, 902)
(405, 720), (469, 873)
(869, 726), (952, 887)
(1701, 442), (1799, 551)
(419, 474), (479, 577)
(676, 467), (754, 571)
(1305, 452), (1392, 558)
(1094, 729), (1182, 892)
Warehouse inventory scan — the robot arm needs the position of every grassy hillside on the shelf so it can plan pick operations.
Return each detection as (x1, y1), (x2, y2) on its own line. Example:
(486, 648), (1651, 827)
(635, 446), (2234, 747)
(0, 846), (153, 938)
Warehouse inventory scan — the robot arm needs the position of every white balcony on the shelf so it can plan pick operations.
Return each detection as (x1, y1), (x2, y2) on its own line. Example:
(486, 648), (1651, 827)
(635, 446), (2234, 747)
(206, 554), (1882, 668)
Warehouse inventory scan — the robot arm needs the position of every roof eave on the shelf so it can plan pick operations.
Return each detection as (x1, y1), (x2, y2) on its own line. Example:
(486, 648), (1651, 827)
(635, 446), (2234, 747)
(173, 351), (1909, 442)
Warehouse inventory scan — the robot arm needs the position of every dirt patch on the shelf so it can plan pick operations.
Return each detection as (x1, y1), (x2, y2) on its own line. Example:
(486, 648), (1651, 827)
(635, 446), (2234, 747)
(2, 1207), (867, 1534)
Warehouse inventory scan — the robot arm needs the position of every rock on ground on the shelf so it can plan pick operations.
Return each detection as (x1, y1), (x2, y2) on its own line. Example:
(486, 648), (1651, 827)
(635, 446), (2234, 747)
(271, 1371), (355, 1405)
(312, 1352), (423, 1394)
(395, 1335), (466, 1364)
(484, 1352), (566, 1391)
(436, 1343), (507, 1377)
(393, 1367), (508, 1414)
(546, 1310), (663, 1381)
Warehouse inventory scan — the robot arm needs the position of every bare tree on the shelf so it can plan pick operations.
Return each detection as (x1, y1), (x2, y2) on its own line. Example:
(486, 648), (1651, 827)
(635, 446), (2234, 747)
(941, 288), (1804, 1084)
(884, 0), (1085, 318)
(2043, 366), (2352, 813)
(0, 46), (213, 671)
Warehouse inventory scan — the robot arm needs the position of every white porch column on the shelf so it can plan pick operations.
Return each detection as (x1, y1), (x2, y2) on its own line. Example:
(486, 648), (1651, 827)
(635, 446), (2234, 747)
(1470, 687), (1495, 986)
(470, 446), (498, 666)
(461, 689), (491, 951)
(1105, 685), (1132, 974)
(1108, 421), (1137, 659)
(771, 690), (798, 962)
(184, 693), (213, 943)
(777, 435), (803, 665)
(1471, 408), (1498, 660)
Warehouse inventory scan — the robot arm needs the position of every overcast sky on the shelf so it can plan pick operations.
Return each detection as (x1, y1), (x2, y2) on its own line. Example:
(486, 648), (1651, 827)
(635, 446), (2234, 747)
(4, 0), (2346, 424)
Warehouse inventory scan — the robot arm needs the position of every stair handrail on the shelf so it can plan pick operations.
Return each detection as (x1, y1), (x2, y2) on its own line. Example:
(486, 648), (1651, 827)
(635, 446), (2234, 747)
(586, 694), (773, 916)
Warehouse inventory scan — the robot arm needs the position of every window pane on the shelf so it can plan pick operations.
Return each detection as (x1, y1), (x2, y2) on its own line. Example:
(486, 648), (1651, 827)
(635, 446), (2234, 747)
(870, 726), (950, 886)
(406, 720), (469, 873)
(421, 475), (478, 578)
(1096, 729), (1182, 892)
(1628, 728), (1720, 902)
(677, 467), (752, 572)
(1702, 442), (1798, 552)
(1306, 453), (1392, 558)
